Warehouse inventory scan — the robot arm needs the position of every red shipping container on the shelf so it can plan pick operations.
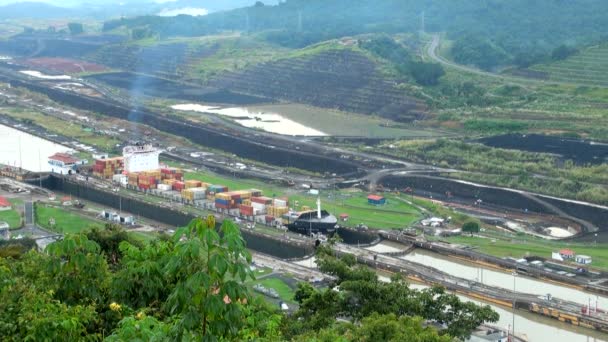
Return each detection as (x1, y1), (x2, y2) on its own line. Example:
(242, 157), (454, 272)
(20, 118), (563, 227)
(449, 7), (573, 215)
(265, 215), (274, 223)
(215, 203), (229, 210)
(252, 197), (272, 204)
(240, 205), (254, 216)
(173, 181), (185, 191)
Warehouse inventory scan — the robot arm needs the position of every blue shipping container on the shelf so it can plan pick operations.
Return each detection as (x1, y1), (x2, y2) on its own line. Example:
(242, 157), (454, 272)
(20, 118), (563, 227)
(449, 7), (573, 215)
(215, 199), (230, 206)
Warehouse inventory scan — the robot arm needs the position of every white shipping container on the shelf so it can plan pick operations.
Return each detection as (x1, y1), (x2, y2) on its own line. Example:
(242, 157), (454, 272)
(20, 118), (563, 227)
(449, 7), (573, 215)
(252, 202), (266, 210)
(190, 188), (207, 200)
(273, 199), (287, 207)
(112, 174), (128, 185)
(158, 184), (172, 191)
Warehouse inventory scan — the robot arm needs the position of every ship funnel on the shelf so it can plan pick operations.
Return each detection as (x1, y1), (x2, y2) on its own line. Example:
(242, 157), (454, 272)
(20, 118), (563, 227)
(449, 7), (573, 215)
(317, 197), (322, 219)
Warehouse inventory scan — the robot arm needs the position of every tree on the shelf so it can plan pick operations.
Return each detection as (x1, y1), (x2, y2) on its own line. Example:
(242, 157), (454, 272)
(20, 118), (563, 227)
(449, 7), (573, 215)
(552, 45), (578, 61)
(111, 239), (172, 309)
(462, 221), (480, 236)
(288, 246), (499, 340)
(163, 216), (254, 340)
(410, 62), (445, 86)
(87, 224), (141, 268)
(67, 22), (84, 35)
(44, 234), (110, 305)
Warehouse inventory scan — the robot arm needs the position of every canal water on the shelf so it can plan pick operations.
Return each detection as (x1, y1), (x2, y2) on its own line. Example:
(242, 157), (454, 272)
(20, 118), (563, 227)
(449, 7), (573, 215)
(0, 124), (72, 171)
(401, 249), (608, 309)
(171, 103), (327, 136)
(376, 274), (608, 341)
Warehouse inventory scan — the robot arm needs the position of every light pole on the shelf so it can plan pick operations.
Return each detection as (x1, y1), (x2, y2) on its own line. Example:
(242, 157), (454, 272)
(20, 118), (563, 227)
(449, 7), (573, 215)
(512, 271), (517, 340)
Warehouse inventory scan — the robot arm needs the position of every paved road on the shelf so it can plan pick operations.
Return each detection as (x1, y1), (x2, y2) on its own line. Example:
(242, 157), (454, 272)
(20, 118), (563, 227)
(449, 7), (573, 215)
(426, 34), (605, 89)
(24, 201), (33, 226)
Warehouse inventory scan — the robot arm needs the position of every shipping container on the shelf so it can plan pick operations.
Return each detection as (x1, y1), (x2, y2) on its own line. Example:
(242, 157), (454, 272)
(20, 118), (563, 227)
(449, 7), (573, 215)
(158, 184), (172, 191)
(209, 185), (228, 193)
(173, 181), (185, 191)
(240, 205), (254, 216)
(252, 196), (273, 205)
(249, 189), (263, 197)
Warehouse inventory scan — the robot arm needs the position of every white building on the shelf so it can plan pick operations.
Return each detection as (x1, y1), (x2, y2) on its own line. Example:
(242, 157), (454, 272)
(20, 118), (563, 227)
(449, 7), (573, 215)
(575, 255), (592, 264)
(123, 144), (161, 173)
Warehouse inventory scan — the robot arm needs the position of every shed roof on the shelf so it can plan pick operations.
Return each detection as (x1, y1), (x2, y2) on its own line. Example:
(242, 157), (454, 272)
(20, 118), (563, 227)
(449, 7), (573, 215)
(367, 195), (384, 201)
(49, 153), (79, 164)
(0, 196), (10, 207)
(560, 249), (575, 256)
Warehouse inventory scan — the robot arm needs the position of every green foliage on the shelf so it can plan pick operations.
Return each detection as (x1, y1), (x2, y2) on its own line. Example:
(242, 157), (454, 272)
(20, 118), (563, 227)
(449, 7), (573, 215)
(87, 224), (142, 268)
(163, 217), (254, 340)
(67, 22), (84, 35)
(451, 34), (509, 70)
(106, 315), (171, 342)
(283, 247), (499, 340)
(552, 45), (578, 61)
(45, 234), (110, 305)
(410, 61), (445, 86)
(361, 35), (444, 85)
(462, 221), (480, 235)
(463, 119), (529, 133)
(0, 238), (36, 259)
(111, 240), (173, 310)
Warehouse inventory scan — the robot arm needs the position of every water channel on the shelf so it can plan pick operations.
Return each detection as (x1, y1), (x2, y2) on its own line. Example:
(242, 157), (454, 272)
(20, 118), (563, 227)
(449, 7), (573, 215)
(0, 124), (72, 171)
(401, 249), (608, 309)
(3, 122), (607, 340)
(376, 272), (608, 341)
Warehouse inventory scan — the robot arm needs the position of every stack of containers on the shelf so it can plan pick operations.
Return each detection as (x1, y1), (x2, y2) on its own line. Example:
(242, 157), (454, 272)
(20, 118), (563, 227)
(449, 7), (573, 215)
(251, 197), (272, 215)
(141, 170), (161, 180)
(215, 192), (232, 210)
(128, 173), (139, 187)
(185, 180), (202, 189)
(92, 157), (124, 179)
(273, 197), (289, 207)
(208, 185), (229, 194)
(173, 181), (185, 192)
(240, 204), (254, 216)
(163, 179), (177, 186)
(267, 205), (289, 218)
(160, 168), (184, 181)
(138, 175), (157, 190)
(182, 188), (207, 202)
(249, 189), (263, 197)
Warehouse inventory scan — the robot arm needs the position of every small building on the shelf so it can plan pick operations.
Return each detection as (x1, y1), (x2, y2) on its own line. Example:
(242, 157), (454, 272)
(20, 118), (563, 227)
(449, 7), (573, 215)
(367, 195), (386, 205)
(559, 249), (575, 260)
(575, 255), (592, 265)
(48, 152), (84, 174)
(339, 214), (349, 222)
(0, 196), (11, 211)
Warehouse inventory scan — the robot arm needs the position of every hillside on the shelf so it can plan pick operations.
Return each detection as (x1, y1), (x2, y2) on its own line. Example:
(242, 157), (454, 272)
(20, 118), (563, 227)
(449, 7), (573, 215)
(209, 45), (428, 122)
(531, 44), (608, 87)
(103, 0), (608, 62)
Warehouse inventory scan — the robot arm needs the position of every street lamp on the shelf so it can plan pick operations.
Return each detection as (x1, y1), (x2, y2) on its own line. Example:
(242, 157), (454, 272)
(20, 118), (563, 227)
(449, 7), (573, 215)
(512, 271), (517, 339)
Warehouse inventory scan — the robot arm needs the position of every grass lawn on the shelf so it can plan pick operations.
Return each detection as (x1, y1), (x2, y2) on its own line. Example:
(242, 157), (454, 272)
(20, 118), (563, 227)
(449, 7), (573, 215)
(0, 210), (21, 229)
(440, 235), (608, 271)
(184, 169), (422, 229)
(252, 277), (295, 303)
(36, 204), (103, 234)
(129, 231), (159, 243)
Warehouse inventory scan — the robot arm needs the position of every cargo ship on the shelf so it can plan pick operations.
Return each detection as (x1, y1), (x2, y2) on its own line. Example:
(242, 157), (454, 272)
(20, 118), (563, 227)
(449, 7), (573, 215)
(286, 197), (338, 236)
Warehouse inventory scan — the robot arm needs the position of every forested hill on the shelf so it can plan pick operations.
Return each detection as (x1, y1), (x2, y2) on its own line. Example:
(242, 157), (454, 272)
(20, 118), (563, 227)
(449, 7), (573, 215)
(104, 0), (608, 54)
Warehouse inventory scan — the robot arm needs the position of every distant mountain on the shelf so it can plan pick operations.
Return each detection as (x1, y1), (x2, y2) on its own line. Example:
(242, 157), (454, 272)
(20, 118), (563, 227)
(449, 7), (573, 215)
(0, 0), (278, 19)
(0, 2), (75, 19)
